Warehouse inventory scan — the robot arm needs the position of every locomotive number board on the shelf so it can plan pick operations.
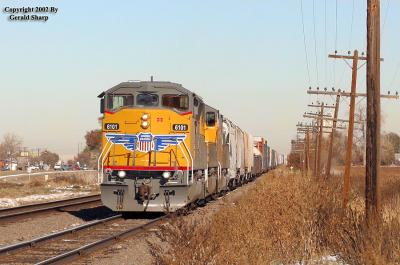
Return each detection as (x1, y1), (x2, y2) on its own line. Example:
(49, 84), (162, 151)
(104, 123), (119, 130)
(172, 124), (188, 131)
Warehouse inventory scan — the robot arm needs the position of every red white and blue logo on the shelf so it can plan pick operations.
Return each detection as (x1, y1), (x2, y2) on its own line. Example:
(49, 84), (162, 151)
(106, 133), (186, 153)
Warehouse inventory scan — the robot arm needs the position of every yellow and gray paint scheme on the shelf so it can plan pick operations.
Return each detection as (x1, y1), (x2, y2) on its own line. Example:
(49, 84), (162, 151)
(97, 80), (263, 212)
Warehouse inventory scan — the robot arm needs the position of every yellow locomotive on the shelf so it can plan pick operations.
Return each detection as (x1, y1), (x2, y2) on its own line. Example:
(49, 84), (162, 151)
(97, 80), (270, 212)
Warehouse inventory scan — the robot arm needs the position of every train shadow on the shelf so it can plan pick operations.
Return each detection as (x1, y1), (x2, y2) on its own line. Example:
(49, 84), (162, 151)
(63, 206), (165, 221)
(120, 212), (165, 220)
(63, 205), (117, 221)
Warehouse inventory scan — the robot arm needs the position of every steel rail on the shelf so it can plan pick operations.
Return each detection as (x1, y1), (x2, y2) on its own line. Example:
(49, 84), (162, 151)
(0, 194), (101, 221)
(35, 215), (167, 265)
(0, 214), (122, 255)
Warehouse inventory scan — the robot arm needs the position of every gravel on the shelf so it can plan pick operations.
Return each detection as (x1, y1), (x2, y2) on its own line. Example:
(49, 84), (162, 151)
(0, 204), (114, 247)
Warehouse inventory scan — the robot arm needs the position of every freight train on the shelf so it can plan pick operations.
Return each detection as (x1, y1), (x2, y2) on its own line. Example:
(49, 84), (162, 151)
(97, 80), (281, 212)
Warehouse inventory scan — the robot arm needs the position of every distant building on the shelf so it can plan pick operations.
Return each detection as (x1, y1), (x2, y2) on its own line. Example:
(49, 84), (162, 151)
(395, 153), (400, 164)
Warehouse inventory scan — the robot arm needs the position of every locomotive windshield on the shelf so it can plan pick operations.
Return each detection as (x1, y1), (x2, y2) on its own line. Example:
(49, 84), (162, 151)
(162, 94), (189, 110)
(107, 94), (134, 110)
(137, 93), (159, 106)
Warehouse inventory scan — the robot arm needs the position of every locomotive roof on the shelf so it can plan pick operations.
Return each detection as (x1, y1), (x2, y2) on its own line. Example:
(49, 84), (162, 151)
(98, 81), (201, 99)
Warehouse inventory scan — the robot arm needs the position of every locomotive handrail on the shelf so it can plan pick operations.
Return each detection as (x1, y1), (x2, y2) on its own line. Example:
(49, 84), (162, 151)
(97, 138), (111, 183)
(181, 141), (194, 184)
(169, 149), (181, 167)
(100, 141), (113, 183)
(217, 161), (221, 179)
(153, 139), (157, 166)
(178, 144), (190, 184)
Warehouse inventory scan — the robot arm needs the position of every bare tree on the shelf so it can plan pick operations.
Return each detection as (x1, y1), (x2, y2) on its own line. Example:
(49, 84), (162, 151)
(381, 132), (400, 165)
(85, 130), (102, 151)
(31, 150), (60, 167)
(0, 133), (22, 160)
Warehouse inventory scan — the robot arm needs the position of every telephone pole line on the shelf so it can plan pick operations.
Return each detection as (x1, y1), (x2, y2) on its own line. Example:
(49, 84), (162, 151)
(326, 94), (341, 178)
(306, 128), (311, 176)
(303, 114), (359, 124)
(317, 103), (324, 179)
(334, 50), (363, 208)
(366, 0), (381, 221)
(313, 123), (318, 178)
(307, 89), (398, 99)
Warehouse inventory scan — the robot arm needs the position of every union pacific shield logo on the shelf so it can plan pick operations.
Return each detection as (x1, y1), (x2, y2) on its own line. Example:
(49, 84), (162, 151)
(105, 133), (186, 152)
(136, 133), (155, 152)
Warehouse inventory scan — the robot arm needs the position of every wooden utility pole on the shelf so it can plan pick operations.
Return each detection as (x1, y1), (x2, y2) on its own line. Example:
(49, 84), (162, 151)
(326, 94), (341, 178)
(366, 0), (381, 221)
(306, 128), (311, 176)
(317, 103), (324, 179)
(313, 122), (318, 178)
(302, 142), (306, 177)
(329, 50), (365, 207)
(343, 50), (359, 208)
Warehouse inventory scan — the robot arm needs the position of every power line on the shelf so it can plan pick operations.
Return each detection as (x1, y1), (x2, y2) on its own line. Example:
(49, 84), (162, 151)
(335, 0), (338, 51)
(312, 0), (319, 85)
(382, 0), (391, 33)
(389, 62), (400, 88)
(300, 0), (311, 85)
(324, 0), (327, 85)
(349, 0), (355, 50)
(333, 0), (338, 87)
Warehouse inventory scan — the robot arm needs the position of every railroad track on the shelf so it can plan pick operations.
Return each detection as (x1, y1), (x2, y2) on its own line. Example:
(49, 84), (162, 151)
(0, 177), (260, 264)
(0, 194), (101, 222)
(0, 213), (166, 264)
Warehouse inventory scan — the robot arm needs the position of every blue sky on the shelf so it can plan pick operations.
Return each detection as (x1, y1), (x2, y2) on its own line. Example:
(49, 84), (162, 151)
(1, 0), (399, 158)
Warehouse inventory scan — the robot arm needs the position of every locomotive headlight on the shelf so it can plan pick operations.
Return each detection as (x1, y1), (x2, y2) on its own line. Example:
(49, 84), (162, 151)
(141, 113), (149, 121)
(162, 171), (171, 179)
(117, 170), (126, 178)
(141, 121), (149, 129)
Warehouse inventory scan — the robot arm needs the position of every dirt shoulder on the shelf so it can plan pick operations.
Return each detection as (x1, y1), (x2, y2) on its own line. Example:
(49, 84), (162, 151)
(0, 172), (99, 207)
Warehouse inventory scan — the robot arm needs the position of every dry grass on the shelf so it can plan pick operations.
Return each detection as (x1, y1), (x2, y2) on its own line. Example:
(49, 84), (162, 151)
(152, 168), (400, 265)
(0, 172), (99, 198)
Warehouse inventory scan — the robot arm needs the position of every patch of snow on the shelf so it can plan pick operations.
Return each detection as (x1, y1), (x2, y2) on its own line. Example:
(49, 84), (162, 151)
(293, 255), (346, 265)
(320, 255), (339, 262)
(0, 198), (19, 208)
(0, 191), (91, 208)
